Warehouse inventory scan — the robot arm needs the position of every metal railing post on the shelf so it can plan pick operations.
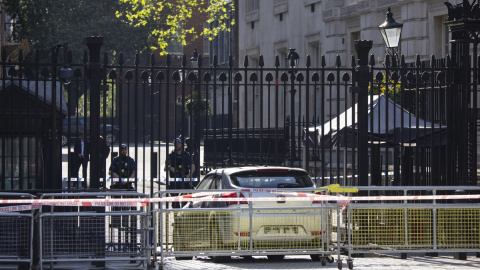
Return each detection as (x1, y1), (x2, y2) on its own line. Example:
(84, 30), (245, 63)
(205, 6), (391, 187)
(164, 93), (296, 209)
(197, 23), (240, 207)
(353, 40), (373, 186)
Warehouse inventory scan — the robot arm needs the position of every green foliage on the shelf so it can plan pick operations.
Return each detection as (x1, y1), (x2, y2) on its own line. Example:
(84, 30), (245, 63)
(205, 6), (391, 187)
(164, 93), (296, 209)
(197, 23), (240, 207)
(368, 72), (402, 104)
(117, 0), (235, 55)
(75, 86), (116, 118)
(185, 90), (211, 116)
(4, 0), (155, 62)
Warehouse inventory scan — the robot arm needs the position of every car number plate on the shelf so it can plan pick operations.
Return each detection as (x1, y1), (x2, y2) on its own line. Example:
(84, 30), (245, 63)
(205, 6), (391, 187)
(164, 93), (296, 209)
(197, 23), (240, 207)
(264, 225), (299, 234)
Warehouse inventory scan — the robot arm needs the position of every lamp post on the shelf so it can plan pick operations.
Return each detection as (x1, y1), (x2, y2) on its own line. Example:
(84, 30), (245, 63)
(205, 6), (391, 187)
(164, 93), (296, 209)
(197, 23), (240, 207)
(187, 48), (199, 140)
(188, 48), (201, 182)
(378, 7), (403, 60)
(287, 48), (299, 162)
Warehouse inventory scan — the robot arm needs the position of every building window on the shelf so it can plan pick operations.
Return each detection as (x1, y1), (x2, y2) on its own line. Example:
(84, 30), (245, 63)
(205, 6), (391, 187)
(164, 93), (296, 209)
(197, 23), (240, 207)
(434, 15), (449, 57)
(246, 0), (259, 12)
(309, 43), (321, 68)
(203, 22), (210, 57)
(166, 37), (183, 55)
(350, 31), (361, 62)
(278, 50), (287, 68)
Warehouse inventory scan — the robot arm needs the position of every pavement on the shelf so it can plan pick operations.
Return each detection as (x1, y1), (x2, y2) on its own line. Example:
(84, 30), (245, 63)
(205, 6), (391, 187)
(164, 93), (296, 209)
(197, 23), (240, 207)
(160, 253), (480, 270)
(4, 253), (479, 269)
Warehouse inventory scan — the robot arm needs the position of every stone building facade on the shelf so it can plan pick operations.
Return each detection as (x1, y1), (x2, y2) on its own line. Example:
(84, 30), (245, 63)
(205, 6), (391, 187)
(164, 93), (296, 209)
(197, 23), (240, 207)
(237, 0), (451, 127)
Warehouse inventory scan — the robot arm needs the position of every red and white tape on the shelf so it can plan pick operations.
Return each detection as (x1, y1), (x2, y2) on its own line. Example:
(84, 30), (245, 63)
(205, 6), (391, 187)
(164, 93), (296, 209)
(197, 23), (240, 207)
(1, 193), (480, 209)
(0, 204), (41, 213)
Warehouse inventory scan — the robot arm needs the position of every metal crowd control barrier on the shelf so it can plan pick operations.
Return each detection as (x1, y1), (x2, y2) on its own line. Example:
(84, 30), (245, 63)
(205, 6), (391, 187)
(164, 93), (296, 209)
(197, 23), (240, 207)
(0, 192), (36, 270)
(340, 186), (480, 270)
(153, 189), (338, 267)
(3, 186), (480, 270)
(37, 192), (153, 270)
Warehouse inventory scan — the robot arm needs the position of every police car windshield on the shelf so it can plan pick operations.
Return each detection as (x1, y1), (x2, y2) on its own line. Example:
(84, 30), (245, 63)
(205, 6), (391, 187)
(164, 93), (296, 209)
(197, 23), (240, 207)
(229, 171), (314, 188)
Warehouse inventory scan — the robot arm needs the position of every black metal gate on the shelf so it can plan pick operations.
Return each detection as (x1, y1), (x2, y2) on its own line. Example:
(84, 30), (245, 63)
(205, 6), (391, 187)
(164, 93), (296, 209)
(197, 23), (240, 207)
(1, 2), (479, 195)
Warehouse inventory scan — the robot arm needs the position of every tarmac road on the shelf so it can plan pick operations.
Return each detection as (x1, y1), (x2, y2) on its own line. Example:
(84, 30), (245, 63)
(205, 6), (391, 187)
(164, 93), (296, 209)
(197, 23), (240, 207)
(161, 253), (480, 270)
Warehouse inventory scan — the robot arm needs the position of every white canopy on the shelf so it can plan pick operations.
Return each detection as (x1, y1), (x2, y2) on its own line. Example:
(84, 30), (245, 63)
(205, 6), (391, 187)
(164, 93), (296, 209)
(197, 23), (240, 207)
(305, 95), (446, 148)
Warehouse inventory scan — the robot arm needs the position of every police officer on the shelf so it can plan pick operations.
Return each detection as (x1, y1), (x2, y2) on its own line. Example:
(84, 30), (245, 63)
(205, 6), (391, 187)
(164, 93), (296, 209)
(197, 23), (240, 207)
(166, 138), (195, 187)
(109, 144), (136, 190)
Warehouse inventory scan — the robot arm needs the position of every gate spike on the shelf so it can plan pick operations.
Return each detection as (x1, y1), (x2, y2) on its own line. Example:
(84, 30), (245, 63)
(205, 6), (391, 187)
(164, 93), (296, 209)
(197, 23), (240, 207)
(306, 55), (311, 68)
(213, 54), (218, 67)
(229, 55), (233, 68)
(150, 53), (155, 66)
(415, 55), (421, 67)
(198, 54), (203, 67)
(369, 54), (375, 66)
(244, 55), (249, 67)
(431, 55), (436, 67)
(182, 54), (187, 67)
(321, 55), (326, 67)
(135, 53), (140, 65)
(401, 55), (405, 67)
(275, 55), (280, 68)
(351, 55), (356, 67)
(259, 55), (264, 67)
(166, 54), (171, 67)
(336, 55), (341, 67)
(385, 55), (391, 67)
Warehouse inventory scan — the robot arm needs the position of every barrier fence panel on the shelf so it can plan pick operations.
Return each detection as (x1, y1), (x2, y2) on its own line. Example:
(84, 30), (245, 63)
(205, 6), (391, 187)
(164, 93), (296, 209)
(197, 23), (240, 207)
(37, 192), (152, 270)
(342, 186), (480, 269)
(4, 186), (480, 269)
(347, 205), (480, 253)
(154, 190), (337, 265)
(0, 192), (36, 270)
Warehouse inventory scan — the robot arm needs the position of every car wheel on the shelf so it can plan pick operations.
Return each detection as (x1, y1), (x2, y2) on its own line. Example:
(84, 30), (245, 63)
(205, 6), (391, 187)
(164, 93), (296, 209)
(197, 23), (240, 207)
(105, 132), (116, 146)
(173, 227), (192, 261)
(61, 134), (68, 146)
(210, 222), (229, 263)
(267, 255), (285, 260)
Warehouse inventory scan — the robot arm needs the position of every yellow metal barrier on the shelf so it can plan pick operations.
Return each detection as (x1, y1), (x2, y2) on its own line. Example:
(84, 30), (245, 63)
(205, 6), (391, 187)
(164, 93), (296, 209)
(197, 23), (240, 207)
(437, 208), (480, 249)
(350, 208), (433, 249)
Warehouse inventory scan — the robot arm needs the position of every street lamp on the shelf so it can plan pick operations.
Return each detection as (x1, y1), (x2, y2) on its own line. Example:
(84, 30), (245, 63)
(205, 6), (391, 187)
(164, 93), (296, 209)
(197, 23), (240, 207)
(58, 44), (73, 85)
(378, 7), (403, 57)
(287, 48), (300, 162)
(287, 48), (300, 71)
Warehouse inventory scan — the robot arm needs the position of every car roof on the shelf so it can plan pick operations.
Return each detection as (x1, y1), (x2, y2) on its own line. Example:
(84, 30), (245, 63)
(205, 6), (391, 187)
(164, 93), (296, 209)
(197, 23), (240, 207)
(208, 166), (309, 176)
